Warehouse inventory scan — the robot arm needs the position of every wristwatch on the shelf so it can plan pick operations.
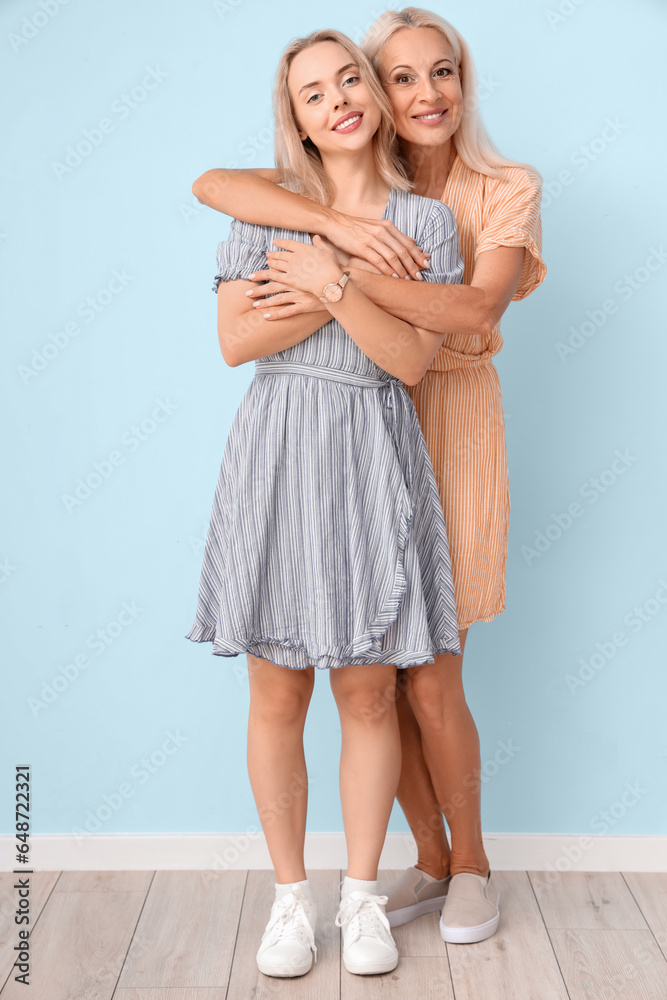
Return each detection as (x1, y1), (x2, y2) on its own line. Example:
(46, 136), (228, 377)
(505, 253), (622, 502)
(319, 270), (350, 304)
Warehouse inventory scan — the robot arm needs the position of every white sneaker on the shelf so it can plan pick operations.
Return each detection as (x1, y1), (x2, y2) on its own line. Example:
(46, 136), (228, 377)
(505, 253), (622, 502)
(256, 887), (317, 977)
(335, 890), (398, 975)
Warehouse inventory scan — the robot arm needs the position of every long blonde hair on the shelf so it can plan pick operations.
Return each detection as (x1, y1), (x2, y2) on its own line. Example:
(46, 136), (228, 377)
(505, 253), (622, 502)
(362, 7), (540, 182)
(273, 29), (412, 205)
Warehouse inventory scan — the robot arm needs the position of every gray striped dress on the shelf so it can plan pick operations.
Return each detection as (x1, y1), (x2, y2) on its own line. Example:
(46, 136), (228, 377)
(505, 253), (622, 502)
(186, 186), (464, 669)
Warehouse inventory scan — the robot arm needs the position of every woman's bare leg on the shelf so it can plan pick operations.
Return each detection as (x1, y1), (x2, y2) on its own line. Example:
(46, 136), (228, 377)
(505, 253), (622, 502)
(246, 653), (314, 883)
(397, 629), (491, 878)
(394, 665), (451, 879)
(329, 663), (401, 880)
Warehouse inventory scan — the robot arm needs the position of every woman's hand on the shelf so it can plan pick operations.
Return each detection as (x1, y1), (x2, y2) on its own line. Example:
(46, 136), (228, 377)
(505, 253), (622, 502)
(344, 254), (393, 274)
(326, 212), (429, 280)
(245, 280), (328, 320)
(310, 233), (351, 269)
(245, 249), (396, 319)
(248, 235), (345, 299)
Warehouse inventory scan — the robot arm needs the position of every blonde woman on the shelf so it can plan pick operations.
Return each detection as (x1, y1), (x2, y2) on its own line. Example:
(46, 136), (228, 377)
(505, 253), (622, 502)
(193, 7), (546, 945)
(187, 29), (465, 977)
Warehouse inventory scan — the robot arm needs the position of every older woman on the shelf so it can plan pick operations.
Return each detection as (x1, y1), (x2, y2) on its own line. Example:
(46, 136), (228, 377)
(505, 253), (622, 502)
(193, 6), (545, 944)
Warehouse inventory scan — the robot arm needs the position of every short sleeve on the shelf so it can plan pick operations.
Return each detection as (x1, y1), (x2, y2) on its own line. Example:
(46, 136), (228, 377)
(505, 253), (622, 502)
(212, 217), (270, 293)
(419, 200), (465, 287)
(476, 168), (546, 300)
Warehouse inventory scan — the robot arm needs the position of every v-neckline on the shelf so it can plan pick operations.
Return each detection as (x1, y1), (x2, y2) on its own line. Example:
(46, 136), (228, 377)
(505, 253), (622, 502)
(330, 187), (394, 224)
(380, 186), (395, 221)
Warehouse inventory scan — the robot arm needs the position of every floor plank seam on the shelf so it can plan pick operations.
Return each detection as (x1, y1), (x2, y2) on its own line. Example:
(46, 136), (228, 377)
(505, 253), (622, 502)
(620, 871), (667, 966)
(109, 869), (156, 999)
(445, 941), (456, 1000)
(223, 869), (249, 1000)
(526, 870), (572, 999)
(0, 870), (64, 997)
(3, 870), (667, 998)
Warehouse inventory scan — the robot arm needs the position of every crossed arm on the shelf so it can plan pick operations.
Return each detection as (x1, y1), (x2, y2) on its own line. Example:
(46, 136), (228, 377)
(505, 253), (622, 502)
(200, 168), (526, 371)
(218, 236), (458, 385)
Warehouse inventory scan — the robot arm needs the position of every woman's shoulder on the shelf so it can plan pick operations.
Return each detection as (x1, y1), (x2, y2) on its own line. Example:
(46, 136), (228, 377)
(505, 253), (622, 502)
(481, 162), (543, 202)
(226, 216), (273, 245)
(227, 212), (311, 248)
(449, 155), (541, 199)
(389, 187), (457, 235)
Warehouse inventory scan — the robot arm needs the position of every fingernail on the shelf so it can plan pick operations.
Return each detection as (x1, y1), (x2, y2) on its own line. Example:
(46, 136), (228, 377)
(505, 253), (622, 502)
(422, 259), (430, 267)
(263, 313), (271, 319)
(245, 289), (254, 296)
(392, 272), (400, 278)
(415, 272), (423, 280)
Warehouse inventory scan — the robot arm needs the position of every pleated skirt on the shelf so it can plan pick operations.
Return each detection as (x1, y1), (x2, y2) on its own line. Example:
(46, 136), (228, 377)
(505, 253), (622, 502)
(186, 361), (461, 668)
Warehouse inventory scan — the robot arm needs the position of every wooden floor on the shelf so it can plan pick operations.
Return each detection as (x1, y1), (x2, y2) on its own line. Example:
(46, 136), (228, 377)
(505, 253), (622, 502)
(1, 870), (666, 999)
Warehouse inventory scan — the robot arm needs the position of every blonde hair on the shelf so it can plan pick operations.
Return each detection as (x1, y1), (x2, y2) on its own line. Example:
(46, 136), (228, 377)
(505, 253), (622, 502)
(273, 29), (412, 205)
(362, 7), (540, 182)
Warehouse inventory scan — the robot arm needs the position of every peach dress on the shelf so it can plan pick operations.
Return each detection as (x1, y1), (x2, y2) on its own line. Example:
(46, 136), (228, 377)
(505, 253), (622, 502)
(404, 155), (546, 631)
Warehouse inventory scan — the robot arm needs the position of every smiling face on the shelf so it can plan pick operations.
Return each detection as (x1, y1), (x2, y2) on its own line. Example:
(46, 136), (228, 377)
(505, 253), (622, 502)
(377, 27), (463, 149)
(287, 40), (382, 157)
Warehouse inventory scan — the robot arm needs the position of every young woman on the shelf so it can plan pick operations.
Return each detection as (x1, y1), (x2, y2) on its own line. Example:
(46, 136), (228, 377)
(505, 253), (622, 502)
(186, 29), (465, 978)
(192, 7), (546, 946)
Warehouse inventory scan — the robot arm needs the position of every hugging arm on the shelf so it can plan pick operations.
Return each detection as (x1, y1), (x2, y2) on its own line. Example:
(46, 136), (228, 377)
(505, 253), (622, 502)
(349, 245), (526, 339)
(244, 172), (546, 340)
(252, 234), (452, 385)
(350, 168), (547, 338)
(192, 167), (428, 279)
(215, 223), (428, 380)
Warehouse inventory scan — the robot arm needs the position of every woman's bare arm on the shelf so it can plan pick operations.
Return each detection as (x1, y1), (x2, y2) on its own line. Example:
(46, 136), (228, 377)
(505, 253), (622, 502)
(219, 275), (434, 383)
(218, 241), (441, 384)
(323, 279), (442, 385)
(192, 167), (428, 279)
(194, 168), (330, 237)
(242, 235), (447, 385)
(346, 245), (526, 339)
(245, 240), (527, 339)
(217, 278), (330, 367)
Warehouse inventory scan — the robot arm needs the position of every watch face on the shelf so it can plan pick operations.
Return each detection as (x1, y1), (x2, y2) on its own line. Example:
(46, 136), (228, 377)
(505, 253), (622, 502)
(325, 283), (343, 302)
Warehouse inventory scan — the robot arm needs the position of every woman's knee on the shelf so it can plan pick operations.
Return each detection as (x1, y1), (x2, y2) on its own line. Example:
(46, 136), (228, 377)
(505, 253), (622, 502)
(406, 661), (466, 730)
(249, 661), (313, 724)
(331, 666), (397, 725)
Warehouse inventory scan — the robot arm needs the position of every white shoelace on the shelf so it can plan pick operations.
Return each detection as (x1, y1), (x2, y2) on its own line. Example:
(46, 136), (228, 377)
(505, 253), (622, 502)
(260, 891), (317, 962)
(335, 891), (392, 947)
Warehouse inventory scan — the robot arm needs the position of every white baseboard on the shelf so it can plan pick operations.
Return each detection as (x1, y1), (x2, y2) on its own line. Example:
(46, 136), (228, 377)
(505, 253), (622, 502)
(2, 833), (666, 872)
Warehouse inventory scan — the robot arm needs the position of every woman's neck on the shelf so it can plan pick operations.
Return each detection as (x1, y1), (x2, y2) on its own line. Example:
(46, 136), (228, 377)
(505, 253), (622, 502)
(401, 137), (457, 199)
(320, 145), (390, 219)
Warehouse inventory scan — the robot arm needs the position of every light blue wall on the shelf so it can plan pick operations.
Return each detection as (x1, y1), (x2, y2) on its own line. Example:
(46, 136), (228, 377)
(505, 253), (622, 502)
(2, 0), (666, 843)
